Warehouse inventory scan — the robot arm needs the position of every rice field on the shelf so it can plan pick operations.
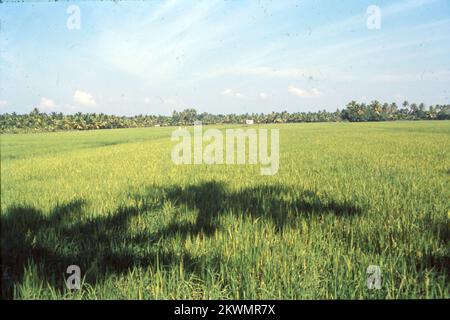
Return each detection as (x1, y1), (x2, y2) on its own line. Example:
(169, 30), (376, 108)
(1, 121), (449, 299)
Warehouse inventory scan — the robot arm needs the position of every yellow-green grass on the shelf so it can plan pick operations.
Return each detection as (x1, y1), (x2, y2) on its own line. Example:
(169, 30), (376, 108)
(1, 121), (448, 299)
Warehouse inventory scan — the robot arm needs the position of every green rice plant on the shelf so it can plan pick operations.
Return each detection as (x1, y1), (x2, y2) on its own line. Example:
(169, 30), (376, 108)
(0, 121), (448, 299)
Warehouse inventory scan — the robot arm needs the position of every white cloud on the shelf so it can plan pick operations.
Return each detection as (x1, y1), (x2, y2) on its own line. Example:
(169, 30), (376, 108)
(311, 88), (323, 97)
(383, 0), (437, 16)
(97, 0), (223, 85)
(368, 71), (450, 82)
(288, 86), (308, 97)
(288, 85), (323, 98)
(259, 92), (269, 100)
(39, 97), (55, 109)
(144, 97), (151, 104)
(73, 90), (96, 106)
(209, 65), (357, 82)
(210, 66), (314, 80)
(226, 67), (307, 78)
(0, 100), (7, 108)
(222, 89), (244, 98)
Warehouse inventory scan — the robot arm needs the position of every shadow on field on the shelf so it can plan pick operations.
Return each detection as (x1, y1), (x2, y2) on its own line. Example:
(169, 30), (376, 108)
(416, 216), (449, 279)
(148, 181), (362, 238)
(1, 181), (361, 299)
(0, 199), (195, 299)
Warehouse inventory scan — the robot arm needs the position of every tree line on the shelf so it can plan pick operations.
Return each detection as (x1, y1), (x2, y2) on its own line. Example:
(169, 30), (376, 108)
(1, 100), (449, 133)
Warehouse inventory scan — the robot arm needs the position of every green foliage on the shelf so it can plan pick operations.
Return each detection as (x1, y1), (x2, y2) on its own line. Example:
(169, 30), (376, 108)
(341, 101), (450, 122)
(2, 101), (448, 133)
(1, 122), (448, 299)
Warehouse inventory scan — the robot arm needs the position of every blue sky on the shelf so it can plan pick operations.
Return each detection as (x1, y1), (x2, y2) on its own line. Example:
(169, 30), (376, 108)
(0, 0), (449, 115)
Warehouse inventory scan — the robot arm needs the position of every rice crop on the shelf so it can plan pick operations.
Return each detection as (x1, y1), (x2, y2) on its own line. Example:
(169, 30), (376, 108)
(0, 121), (448, 299)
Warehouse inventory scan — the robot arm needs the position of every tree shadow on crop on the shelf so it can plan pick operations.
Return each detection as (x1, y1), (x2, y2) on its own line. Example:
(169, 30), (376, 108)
(0, 199), (192, 299)
(416, 216), (449, 280)
(1, 181), (362, 299)
(149, 181), (362, 239)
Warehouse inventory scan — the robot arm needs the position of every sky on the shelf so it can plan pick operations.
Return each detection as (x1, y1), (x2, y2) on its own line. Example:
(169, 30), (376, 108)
(0, 0), (449, 116)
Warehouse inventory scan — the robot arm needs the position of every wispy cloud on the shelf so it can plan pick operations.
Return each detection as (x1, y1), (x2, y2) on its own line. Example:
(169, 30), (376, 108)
(222, 89), (244, 98)
(368, 70), (450, 82)
(288, 86), (323, 98)
(1, 0), (448, 115)
(383, 0), (438, 16)
(73, 90), (96, 107)
(39, 97), (55, 109)
(214, 67), (309, 78)
(259, 92), (269, 100)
